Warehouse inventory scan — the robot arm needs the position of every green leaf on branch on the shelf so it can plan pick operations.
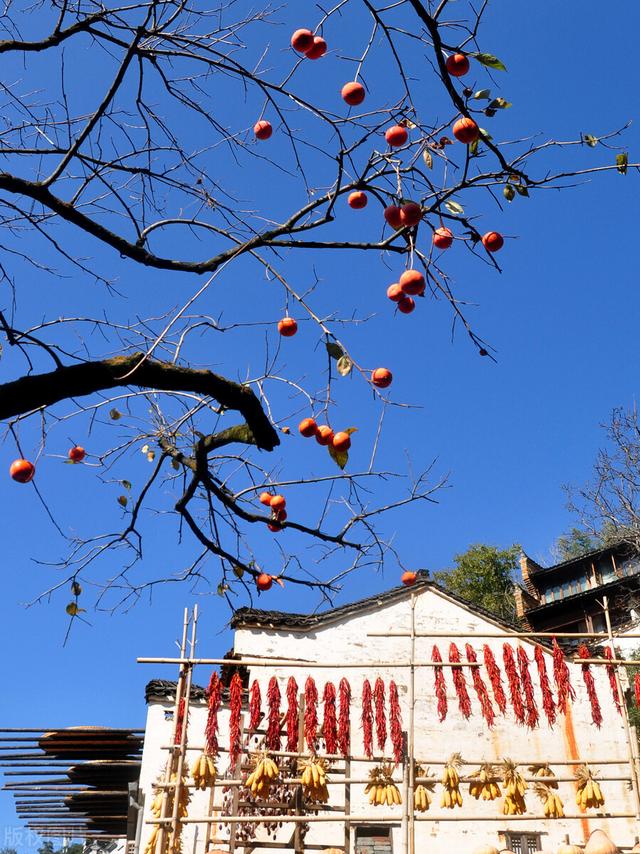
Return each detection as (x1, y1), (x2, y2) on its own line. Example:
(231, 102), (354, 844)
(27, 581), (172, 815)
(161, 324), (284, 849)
(326, 341), (344, 360)
(328, 444), (348, 470)
(121, 479), (132, 490)
(487, 97), (512, 110)
(336, 355), (352, 376)
(109, 408), (122, 420)
(616, 152), (628, 174)
(583, 133), (598, 148)
(445, 200), (464, 215)
(503, 184), (516, 202)
(473, 89), (491, 100)
(514, 183), (529, 197)
(472, 52), (507, 71)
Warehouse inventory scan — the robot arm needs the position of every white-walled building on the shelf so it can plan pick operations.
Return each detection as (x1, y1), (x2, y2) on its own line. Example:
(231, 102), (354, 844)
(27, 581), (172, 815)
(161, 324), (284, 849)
(137, 578), (640, 854)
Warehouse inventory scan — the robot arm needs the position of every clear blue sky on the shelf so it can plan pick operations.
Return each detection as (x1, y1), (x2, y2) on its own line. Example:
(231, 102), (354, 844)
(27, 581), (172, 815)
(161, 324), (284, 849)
(1, 2), (639, 843)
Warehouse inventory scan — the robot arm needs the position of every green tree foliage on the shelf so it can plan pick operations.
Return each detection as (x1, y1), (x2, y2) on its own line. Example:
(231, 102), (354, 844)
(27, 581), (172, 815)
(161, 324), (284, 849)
(37, 843), (83, 854)
(553, 527), (603, 561)
(433, 543), (520, 621)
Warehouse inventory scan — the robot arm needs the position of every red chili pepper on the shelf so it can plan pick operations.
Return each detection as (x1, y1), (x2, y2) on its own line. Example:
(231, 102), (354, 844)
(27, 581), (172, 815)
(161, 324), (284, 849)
(483, 645), (507, 714)
(266, 676), (281, 751)
(304, 676), (318, 751)
(465, 644), (495, 728)
(552, 638), (575, 714)
(603, 646), (622, 715)
(503, 643), (525, 725)
(338, 677), (351, 756)
(229, 672), (243, 768)
(322, 682), (338, 755)
(432, 645), (448, 722)
(449, 643), (472, 719)
(517, 646), (539, 729)
(286, 676), (299, 751)
(578, 643), (602, 727)
(373, 677), (387, 751)
(389, 681), (404, 763)
(361, 679), (374, 758)
(249, 680), (262, 731)
(205, 671), (222, 755)
(534, 646), (556, 727)
(174, 697), (186, 746)
(635, 673), (640, 708)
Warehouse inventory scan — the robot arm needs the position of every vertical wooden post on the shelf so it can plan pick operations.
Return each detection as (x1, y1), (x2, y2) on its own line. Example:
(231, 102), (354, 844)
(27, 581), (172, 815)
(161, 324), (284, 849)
(408, 594), (416, 854)
(344, 753), (351, 854)
(293, 692), (305, 854)
(155, 608), (190, 854)
(169, 606), (198, 852)
(228, 783), (240, 854)
(603, 595), (640, 820)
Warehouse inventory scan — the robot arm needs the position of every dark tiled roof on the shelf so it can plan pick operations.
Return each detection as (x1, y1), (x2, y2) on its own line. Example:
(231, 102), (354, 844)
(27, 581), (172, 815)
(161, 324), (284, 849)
(231, 573), (523, 633)
(526, 543), (625, 576)
(145, 679), (208, 703)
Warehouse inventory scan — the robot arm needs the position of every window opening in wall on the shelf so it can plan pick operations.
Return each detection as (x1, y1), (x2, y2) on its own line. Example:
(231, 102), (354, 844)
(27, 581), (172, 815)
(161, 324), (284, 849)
(504, 831), (542, 854)
(355, 825), (392, 854)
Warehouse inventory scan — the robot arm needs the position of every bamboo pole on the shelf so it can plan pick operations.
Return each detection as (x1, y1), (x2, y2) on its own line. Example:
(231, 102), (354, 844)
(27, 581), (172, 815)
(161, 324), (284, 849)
(0, 727), (144, 733)
(151, 774), (632, 787)
(408, 593), (416, 854)
(603, 595), (640, 821)
(146, 812), (636, 825)
(156, 746), (630, 766)
(138, 656), (480, 669)
(155, 607), (190, 854)
(367, 630), (640, 639)
(169, 605), (198, 853)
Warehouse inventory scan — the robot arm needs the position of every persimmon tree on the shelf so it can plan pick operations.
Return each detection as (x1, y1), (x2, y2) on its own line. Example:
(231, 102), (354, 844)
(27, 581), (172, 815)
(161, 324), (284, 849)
(0, 0), (634, 614)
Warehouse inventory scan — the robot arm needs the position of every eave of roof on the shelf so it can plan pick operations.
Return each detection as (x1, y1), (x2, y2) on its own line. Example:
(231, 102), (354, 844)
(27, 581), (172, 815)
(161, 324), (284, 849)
(231, 573), (522, 634)
(524, 574), (638, 615)
(527, 543), (624, 577)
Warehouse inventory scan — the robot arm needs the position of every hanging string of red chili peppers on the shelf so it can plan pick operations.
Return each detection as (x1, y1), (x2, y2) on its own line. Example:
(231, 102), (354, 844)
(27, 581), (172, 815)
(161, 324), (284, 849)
(577, 643), (603, 728)
(229, 672), (243, 769)
(389, 681), (404, 763)
(634, 674), (640, 708)
(338, 677), (351, 756)
(552, 638), (575, 714)
(174, 697), (186, 746)
(373, 677), (387, 751)
(534, 646), (556, 727)
(603, 646), (622, 715)
(322, 682), (338, 755)
(517, 646), (539, 729)
(465, 643), (494, 727)
(304, 676), (318, 751)
(432, 645), (448, 722)
(286, 676), (299, 751)
(502, 643), (525, 725)
(483, 645), (507, 714)
(205, 671), (222, 755)
(249, 680), (262, 731)
(449, 643), (472, 719)
(361, 678), (374, 758)
(266, 676), (282, 751)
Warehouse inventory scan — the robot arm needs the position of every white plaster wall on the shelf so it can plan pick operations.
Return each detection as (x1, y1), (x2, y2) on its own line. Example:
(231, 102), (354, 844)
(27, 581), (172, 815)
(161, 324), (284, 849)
(138, 586), (638, 854)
